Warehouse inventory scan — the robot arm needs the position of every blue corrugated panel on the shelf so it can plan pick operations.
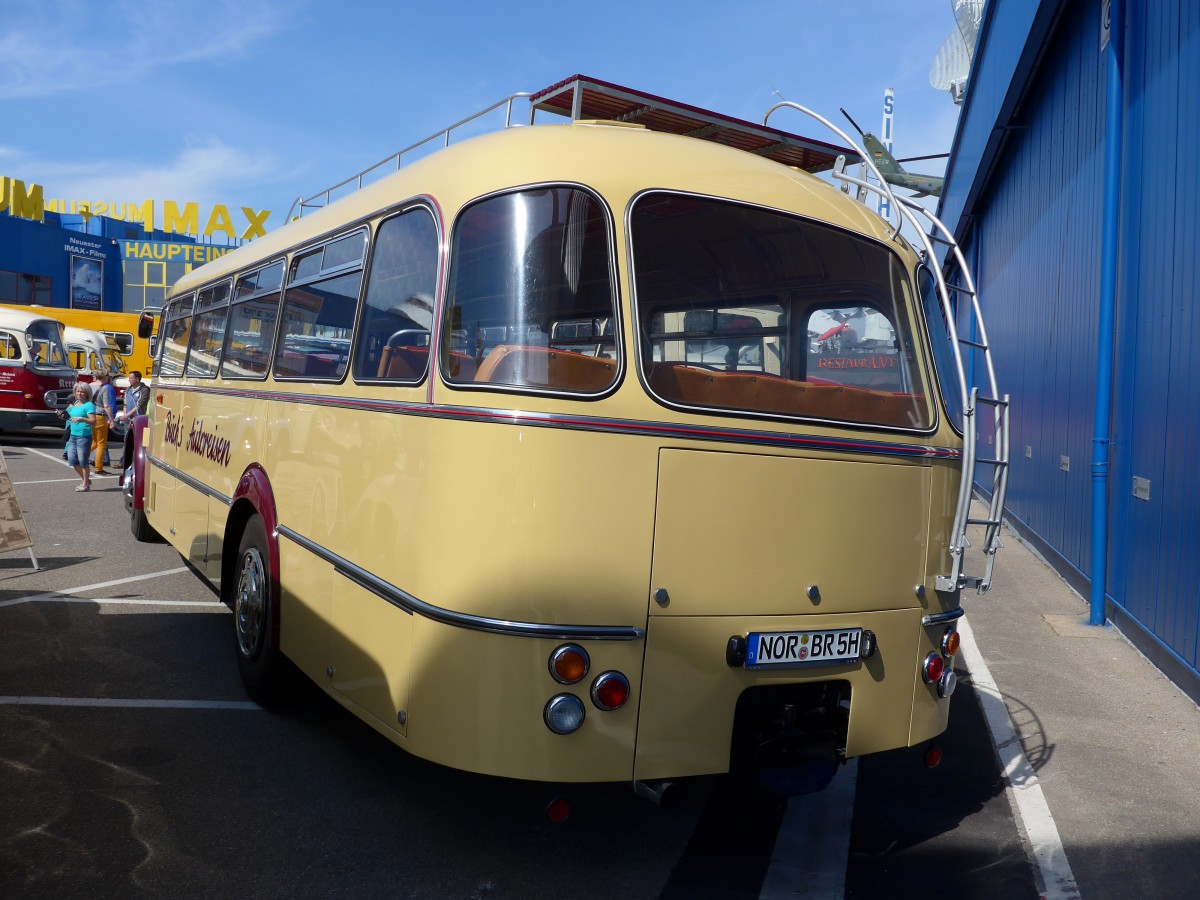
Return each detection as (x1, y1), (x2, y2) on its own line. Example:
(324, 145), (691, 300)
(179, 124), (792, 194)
(1110, 0), (1200, 669)
(954, 0), (1200, 679)
(971, 0), (1107, 576)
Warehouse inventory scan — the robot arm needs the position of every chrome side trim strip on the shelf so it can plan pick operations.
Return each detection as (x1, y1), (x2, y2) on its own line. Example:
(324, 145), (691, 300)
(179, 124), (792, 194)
(146, 455), (232, 506)
(276, 525), (645, 642)
(922, 608), (965, 627)
(152, 382), (962, 461)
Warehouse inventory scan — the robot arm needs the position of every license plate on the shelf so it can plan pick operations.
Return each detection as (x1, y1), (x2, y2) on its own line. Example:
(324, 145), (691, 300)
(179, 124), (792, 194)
(744, 627), (863, 668)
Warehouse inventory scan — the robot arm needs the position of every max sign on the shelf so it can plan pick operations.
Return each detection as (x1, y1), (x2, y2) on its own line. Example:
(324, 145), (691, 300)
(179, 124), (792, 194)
(1, 176), (271, 240)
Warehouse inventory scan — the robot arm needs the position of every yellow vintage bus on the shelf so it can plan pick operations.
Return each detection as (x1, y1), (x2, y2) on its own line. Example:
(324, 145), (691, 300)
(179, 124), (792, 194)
(1, 305), (161, 380)
(125, 77), (1008, 798)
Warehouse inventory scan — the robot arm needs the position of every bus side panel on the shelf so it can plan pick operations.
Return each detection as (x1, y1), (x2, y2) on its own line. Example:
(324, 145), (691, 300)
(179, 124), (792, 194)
(405, 616), (643, 782)
(173, 387), (216, 571)
(633, 608), (923, 782)
(192, 390), (265, 586)
(144, 387), (181, 548)
(264, 396), (344, 546)
(328, 574), (413, 738)
(925, 460), (961, 591)
(277, 537), (332, 682)
(393, 419), (658, 629)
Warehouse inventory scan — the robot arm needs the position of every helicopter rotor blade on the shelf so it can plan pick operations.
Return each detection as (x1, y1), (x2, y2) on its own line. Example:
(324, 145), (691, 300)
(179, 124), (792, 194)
(839, 108), (866, 138)
(896, 152), (950, 164)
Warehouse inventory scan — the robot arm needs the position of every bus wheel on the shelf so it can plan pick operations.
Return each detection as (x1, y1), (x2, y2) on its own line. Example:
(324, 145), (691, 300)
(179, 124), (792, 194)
(130, 504), (156, 543)
(125, 461), (160, 542)
(231, 515), (295, 705)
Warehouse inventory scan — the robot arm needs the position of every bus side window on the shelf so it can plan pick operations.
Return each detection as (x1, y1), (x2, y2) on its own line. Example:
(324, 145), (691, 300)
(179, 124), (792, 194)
(222, 261), (283, 380)
(274, 230), (365, 381)
(445, 187), (618, 394)
(186, 282), (231, 378)
(0, 333), (22, 361)
(352, 207), (439, 383)
(157, 295), (195, 378)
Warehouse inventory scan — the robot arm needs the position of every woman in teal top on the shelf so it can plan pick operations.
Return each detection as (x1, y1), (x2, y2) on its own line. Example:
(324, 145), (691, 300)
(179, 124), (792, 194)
(61, 382), (97, 492)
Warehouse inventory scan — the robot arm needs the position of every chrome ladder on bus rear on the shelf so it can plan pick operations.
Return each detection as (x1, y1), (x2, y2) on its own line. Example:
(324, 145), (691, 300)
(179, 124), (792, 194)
(764, 102), (1011, 594)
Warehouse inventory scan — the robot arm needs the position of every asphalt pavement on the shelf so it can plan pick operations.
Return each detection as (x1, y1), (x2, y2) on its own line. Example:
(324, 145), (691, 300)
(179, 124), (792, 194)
(2, 432), (1197, 899)
(954, 510), (1200, 899)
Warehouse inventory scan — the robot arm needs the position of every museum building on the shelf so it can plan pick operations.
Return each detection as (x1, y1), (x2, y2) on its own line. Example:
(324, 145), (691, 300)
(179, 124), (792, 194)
(942, 0), (1199, 702)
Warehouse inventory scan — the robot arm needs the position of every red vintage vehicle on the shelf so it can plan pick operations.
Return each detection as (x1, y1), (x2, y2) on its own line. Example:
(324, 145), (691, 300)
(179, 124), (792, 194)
(0, 308), (80, 431)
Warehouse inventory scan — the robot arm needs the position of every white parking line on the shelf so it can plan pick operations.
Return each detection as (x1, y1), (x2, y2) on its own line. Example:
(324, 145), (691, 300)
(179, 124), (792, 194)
(760, 759), (857, 899)
(11, 477), (102, 485)
(958, 618), (1081, 900)
(20, 445), (76, 465)
(0, 696), (259, 710)
(15, 441), (120, 480)
(0, 567), (193, 608)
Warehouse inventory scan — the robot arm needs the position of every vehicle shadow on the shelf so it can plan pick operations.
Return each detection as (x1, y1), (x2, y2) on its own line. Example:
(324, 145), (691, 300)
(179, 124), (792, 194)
(845, 659), (1046, 897)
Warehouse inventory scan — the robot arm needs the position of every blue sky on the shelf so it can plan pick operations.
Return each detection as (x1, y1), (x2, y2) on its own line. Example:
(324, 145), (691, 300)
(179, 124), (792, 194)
(1, 0), (964, 235)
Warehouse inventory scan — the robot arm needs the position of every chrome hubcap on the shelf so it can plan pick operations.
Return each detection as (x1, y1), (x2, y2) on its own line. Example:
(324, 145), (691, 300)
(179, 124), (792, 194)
(235, 547), (267, 658)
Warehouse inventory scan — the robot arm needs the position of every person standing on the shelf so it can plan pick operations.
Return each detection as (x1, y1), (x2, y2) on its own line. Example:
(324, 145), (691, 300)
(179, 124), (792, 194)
(91, 371), (117, 475)
(59, 383), (96, 492)
(114, 370), (149, 475)
(116, 370), (149, 421)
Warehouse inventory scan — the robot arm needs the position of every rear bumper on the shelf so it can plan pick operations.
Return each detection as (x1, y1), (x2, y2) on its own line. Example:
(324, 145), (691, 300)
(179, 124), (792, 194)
(633, 607), (952, 782)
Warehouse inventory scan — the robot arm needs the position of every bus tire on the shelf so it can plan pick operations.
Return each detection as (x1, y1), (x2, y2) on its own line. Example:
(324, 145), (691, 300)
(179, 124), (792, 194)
(130, 505), (156, 542)
(231, 515), (295, 705)
(126, 462), (161, 543)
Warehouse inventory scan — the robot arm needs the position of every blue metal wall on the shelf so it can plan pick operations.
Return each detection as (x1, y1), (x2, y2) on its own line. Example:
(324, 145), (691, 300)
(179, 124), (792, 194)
(970, 0), (1107, 577)
(949, 0), (1200, 695)
(1110, 0), (1200, 673)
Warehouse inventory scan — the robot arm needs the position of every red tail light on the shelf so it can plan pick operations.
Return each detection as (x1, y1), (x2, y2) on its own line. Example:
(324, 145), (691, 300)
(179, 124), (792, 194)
(590, 671), (630, 711)
(922, 652), (945, 684)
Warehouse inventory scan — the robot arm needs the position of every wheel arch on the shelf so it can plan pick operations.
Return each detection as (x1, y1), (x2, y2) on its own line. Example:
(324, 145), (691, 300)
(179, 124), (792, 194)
(123, 414), (150, 504)
(223, 465), (282, 628)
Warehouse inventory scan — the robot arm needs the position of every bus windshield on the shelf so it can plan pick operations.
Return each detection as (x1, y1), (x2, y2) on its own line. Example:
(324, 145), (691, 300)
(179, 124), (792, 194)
(100, 347), (127, 375)
(27, 320), (69, 367)
(632, 193), (934, 430)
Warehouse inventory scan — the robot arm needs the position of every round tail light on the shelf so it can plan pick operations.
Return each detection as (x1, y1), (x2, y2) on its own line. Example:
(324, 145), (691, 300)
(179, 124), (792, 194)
(941, 628), (961, 657)
(938, 668), (957, 698)
(549, 644), (589, 685)
(544, 694), (585, 734)
(590, 671), (630, 711)
(545, 797), (571, 824)
(922, 652), (945, 684)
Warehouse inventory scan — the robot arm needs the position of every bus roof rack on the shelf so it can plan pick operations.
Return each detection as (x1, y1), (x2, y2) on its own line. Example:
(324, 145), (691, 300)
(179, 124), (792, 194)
(531, 75), (858, 173)
(288, 75), (859, 220)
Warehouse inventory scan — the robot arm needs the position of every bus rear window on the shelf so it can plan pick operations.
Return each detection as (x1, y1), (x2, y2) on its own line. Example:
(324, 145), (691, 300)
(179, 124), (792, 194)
(631, 193), (932, 430)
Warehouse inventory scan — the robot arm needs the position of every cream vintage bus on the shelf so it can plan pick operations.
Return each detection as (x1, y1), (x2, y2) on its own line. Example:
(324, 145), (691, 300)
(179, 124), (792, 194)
(125, 77), (1008, 799)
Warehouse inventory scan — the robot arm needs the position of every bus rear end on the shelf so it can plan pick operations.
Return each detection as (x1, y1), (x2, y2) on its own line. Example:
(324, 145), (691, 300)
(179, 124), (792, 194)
(625, 191), (963, 794)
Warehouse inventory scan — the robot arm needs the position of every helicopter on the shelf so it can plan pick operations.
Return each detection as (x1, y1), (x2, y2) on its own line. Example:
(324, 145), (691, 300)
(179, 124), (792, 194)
(840, 108), (948, 198)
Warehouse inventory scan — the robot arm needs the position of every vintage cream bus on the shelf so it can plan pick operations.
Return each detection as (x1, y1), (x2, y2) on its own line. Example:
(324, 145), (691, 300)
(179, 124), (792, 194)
(125, 77), (1008, 798)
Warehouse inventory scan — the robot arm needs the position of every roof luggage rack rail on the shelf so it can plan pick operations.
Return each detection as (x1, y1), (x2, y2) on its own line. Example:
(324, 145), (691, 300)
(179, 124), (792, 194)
(763, 101), (1010, 595)
(288, 75), (858, 221)
(286, 92), (535, 220)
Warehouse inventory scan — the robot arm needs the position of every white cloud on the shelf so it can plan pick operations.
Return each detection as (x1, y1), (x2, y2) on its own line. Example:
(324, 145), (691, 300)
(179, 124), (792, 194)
(29, 140), (287, 211)
(0, 0), (290, 99)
